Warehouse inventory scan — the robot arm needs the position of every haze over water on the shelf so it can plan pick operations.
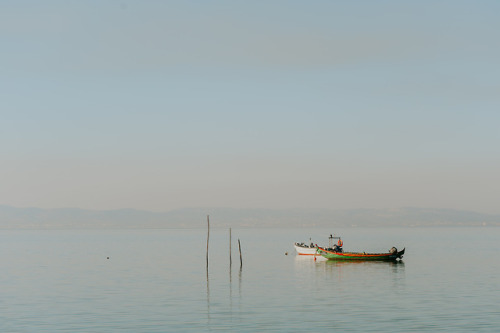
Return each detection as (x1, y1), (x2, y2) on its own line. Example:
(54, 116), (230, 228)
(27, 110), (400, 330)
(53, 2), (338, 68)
(1, 227), (498, 331)
(3, 2), (499, 330)
(3, 2), (500, 215)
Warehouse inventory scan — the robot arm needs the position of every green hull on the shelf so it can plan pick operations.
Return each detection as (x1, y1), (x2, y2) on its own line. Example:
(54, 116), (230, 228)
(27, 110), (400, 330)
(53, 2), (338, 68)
(317, 247), (405, 261)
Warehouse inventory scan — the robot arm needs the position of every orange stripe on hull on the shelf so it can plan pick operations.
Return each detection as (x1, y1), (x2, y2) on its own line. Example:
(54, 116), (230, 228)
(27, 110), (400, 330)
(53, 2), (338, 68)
(317, 247), (398, 259)
(334, 253), (390, 258)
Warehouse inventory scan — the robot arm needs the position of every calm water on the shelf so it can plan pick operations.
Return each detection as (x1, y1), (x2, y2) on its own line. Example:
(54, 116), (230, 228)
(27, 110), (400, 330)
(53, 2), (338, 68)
(1, 227), (499, 332)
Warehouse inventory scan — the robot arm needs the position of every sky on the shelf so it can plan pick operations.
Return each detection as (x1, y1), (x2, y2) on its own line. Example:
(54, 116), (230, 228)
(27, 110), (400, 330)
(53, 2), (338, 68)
(1, 1), (500, 214)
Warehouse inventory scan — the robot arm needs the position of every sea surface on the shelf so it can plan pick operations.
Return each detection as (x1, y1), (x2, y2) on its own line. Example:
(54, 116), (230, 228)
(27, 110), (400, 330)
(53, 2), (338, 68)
(1, 227), (499, 332)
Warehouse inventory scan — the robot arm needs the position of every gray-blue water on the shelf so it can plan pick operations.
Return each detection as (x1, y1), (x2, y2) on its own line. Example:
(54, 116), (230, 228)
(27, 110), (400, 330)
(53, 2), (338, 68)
(1, 227), (499, 332)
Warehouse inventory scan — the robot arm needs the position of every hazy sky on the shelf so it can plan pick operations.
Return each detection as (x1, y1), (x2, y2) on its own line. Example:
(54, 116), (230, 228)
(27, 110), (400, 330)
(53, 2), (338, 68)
(2, 1), (500, 213)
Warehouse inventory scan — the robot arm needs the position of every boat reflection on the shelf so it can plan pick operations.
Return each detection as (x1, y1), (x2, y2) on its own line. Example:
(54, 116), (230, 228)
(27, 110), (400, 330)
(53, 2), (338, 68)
(314, 259), (405, 285)
(293, 254), (405, 286)
(323, 259), (405, 268)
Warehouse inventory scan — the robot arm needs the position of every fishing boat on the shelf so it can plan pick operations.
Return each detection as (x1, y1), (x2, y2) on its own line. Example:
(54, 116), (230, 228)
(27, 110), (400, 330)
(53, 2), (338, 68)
(317, 245), (405, 261)
(294, 234), (340, 256)
(294, 242), (320, 255)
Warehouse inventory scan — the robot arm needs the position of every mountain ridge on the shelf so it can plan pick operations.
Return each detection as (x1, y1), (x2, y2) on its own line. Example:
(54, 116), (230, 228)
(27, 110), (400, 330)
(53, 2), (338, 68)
(0, 205), (498, 229)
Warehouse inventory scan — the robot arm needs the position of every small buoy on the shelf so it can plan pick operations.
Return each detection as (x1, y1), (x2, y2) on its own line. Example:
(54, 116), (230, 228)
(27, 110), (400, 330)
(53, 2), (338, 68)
(314, 256), (317, 261)
(285, 252), (288, 255)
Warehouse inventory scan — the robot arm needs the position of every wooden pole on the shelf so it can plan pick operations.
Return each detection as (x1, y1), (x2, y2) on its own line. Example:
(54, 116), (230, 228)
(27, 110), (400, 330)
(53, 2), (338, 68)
(238, 238), (242, 268)
(206, 215), (210, 270)
(229, 228), (232, 268)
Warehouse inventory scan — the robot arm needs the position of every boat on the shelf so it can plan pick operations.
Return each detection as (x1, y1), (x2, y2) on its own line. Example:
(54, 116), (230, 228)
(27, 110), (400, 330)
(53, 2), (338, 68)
(317, 245), (405, 261)
(294, 234), (340, 256)
(294, 242), (320, 255)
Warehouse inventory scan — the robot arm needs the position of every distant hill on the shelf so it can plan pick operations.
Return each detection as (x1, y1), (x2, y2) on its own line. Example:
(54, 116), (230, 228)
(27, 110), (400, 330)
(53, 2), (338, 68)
(0, 205), (498, 229)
